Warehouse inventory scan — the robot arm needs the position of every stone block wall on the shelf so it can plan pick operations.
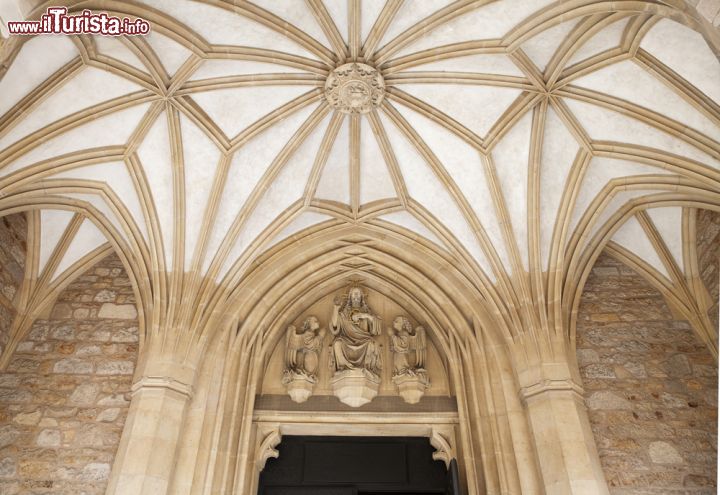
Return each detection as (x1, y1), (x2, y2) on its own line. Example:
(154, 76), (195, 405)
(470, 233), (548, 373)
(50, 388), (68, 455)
(0, 253), (138, 495)
(577, 253), (717, 494)
(0, 213), (27, 356)
(696, 209), (719, 334)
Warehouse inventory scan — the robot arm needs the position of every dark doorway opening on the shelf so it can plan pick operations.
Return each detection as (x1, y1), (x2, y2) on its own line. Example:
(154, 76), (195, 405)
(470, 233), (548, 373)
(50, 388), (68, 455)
(258, 435), (461, 495)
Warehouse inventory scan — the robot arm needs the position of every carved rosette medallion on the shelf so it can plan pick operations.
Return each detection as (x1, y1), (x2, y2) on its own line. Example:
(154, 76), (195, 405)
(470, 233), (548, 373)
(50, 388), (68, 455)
(324, 63), (385, 114)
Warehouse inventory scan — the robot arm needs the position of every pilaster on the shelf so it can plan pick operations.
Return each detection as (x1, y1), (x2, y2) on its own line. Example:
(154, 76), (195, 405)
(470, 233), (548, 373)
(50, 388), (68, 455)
(105, 356), (196, 495)
(519, 362), (609, 495)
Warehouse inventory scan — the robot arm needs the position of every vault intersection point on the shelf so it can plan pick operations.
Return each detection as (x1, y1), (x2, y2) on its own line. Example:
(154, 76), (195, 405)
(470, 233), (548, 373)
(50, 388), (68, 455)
(325, 62), (385, 114)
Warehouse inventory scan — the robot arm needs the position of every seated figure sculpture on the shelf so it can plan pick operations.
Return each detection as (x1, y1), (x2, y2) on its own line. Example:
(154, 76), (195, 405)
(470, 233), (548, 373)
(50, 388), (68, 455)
(329, 286), (382, 378)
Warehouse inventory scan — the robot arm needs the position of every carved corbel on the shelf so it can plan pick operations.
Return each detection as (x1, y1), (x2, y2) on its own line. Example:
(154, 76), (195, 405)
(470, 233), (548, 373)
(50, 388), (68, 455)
(255, 425), (282, 471)
(429, 426), (455, 469)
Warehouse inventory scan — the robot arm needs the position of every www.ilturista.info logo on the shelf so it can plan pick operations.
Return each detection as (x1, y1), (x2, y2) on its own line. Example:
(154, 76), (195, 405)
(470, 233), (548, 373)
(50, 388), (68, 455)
(7, 7), (151, 36)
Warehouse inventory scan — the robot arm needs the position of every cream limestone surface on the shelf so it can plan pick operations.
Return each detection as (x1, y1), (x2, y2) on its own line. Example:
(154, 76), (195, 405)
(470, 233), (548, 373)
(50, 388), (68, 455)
(0, 1), (719, 495)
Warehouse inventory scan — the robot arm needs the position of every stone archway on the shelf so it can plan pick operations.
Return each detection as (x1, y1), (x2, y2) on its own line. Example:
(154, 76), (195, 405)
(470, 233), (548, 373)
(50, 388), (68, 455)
(147, 223), (602, 495)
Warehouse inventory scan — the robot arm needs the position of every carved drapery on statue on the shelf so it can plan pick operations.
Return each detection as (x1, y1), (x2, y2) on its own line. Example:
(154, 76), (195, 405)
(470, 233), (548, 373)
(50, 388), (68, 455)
(329, 287), (382, 376)
(280, 284), (432, 407)
(329, 286), (383, 407)
(388, 316), (427, 375)
(388, 316), (429, 404)
(282, 316), (325, 403)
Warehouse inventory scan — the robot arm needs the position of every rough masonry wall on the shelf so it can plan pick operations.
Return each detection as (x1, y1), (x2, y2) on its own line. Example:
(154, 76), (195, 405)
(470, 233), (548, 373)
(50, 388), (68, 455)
(0, 213), (27, 357)
(577, 253), (717, 494)
(0, 253), (138, 495)
(696, 209), (719, 334)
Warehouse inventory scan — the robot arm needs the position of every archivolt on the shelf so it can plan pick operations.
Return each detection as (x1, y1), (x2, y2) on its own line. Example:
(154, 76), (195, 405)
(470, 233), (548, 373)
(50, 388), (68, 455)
(568, 194), (720, 356)
(183, 221), (540, 495)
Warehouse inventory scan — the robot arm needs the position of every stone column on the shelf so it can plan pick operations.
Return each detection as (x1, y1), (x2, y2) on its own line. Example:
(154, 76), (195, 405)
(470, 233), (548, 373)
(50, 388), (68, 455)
(519, 362), (609, 495)
(105, 357), (195, 495)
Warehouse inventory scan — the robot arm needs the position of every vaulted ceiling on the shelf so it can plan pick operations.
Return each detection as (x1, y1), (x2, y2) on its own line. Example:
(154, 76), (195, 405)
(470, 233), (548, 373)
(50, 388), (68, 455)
(0, 1), (719, 354)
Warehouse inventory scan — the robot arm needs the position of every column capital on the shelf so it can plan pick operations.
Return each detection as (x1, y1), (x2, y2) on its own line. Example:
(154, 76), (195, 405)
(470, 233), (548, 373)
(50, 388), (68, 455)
(519, 378), (584, 403)
(131, 375), (193, 400)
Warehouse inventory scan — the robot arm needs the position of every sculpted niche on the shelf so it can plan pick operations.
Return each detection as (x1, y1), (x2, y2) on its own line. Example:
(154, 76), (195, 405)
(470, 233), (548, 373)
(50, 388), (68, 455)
(279, 284), (440, 407)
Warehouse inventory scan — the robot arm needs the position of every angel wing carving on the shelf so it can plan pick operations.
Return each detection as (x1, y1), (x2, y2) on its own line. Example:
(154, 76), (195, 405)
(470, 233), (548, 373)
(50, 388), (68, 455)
(285, 325), (305, 370)
(410, 326), (427, 369)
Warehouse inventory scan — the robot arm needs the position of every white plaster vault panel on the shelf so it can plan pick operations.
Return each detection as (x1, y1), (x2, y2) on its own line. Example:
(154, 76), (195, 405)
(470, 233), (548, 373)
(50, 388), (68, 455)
(180, 114), (222, 268)
(51, 162), (149, 243)
(640, 19), (720, 104)
(94, 36), (148, 73)
(2, 102), (151, 176)
(564, 98), (720, 169)
(315, 116), (351, 204)
(52, 218), (107, 281)
(252, 0), (331, 47)
(567, 17), (630, 65)
(611, 216), (671, 279)
(360, 118), (397, 204)
(539, 107), (579, 269)
(492, 111), (534, 271)
(137, 111), (175, 269)
(202, 103), (319, 274)
(139, 0), (318, 59)
(0, 35), (77, 117)
(570, 157), (672, 235)
(0, 0), (718, 289)
(573, 60), (720, 141)
(38, 209), (74, 275)
(145, 31), (193, 77)
(647, 207), (684, 270)
(522, 18), (580, 72)
(392, 0), (555, 58)
(378, 0), (451, 50)
(398, 84), (521, 138)
(0, 66), (142, 150)
(218, 112), (333, 281)
(190, 85), (312, 139)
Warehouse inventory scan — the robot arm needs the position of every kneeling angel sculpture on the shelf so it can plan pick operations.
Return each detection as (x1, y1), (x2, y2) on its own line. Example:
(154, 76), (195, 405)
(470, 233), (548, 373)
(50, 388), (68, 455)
(282, 316), (325, 402)
(388, 316), (430, 403)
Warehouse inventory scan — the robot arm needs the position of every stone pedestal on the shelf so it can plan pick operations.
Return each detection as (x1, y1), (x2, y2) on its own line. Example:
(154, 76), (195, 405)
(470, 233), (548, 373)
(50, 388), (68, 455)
(330, 369), (380, 407)
(282, 372), (316, 403)
(393, 372), (429, 404)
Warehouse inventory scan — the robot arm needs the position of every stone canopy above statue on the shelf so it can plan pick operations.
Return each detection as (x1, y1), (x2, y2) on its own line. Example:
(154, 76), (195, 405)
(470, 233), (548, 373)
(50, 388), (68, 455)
(263, 284), (450, 408)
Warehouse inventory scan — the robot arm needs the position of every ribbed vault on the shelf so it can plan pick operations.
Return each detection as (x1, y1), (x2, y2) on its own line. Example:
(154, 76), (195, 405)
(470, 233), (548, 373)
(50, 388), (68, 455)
(1, 2), (718, 494)
(0, 0), (718, 364)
